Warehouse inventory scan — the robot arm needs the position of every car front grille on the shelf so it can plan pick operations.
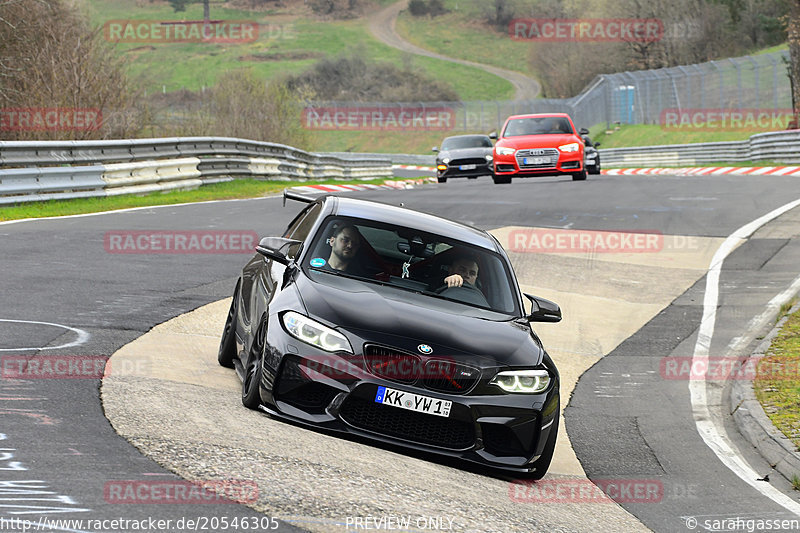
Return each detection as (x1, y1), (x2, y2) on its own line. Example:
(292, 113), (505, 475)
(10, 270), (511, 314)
(340, 395), (475, 450)
(516, 148), (559, 169)
(423, 360), (481, 394)
(449, 157), (488, 166)
(364, 345), (422, 385)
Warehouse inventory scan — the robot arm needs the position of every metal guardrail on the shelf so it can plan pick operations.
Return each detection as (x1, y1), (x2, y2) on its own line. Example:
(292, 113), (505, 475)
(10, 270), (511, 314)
(599, 130), (800, 167)
(0, 137), (393, 205)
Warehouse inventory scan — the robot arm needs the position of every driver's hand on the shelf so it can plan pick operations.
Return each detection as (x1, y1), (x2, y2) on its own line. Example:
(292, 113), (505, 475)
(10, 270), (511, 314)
(444, 274), (464, 287)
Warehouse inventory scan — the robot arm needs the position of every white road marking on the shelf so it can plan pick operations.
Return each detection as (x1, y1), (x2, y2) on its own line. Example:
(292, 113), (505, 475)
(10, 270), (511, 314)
(690, 197), (800, 515)
(0, 195), (282, 226)
(0, 319), (90, 351)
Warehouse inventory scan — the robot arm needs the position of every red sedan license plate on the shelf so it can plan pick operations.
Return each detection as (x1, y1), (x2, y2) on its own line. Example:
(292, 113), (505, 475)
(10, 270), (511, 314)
(375, 386), (451, 417)
(524, 157), (548, 165)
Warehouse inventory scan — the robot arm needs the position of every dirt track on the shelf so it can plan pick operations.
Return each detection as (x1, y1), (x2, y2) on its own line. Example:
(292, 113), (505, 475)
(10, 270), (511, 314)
(367, 1), (541, 101)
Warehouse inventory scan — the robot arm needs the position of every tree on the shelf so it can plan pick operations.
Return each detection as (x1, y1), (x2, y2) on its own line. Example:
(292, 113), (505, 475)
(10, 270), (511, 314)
(0, 0), (145, 140)
(788, 1), (800, 126)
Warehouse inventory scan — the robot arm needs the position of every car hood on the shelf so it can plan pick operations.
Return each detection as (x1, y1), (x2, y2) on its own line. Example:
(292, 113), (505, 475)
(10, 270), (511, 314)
(497, 134), (580, 149)
(438, 147), (492, 160)
(296, 272), (543, 368)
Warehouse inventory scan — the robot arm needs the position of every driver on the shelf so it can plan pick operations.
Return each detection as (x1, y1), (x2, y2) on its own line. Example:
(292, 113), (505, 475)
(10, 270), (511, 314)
(443, 254), (479, 288)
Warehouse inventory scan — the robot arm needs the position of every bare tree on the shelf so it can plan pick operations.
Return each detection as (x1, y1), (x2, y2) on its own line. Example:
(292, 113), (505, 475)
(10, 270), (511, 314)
(788, 1), (800, 125)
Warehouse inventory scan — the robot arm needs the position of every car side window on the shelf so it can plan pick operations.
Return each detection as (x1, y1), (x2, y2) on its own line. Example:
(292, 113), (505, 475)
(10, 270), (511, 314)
(283, 203), (321, 259)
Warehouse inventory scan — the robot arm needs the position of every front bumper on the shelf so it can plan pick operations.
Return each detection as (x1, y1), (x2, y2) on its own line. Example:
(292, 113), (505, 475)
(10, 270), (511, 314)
(258, 321), (560, 472)
(494, 150), (583, 177)
(437, 160), (494, 179)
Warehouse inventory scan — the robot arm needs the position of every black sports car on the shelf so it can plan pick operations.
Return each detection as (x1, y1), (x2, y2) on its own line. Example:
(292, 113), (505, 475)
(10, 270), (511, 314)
(218, 191), (562, 477)
(580, 128), (601, 175)
(432, 134), (494, 183)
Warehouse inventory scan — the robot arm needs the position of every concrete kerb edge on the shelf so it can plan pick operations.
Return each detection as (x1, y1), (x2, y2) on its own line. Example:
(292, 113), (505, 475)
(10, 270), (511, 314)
(731, 300), (800, 485)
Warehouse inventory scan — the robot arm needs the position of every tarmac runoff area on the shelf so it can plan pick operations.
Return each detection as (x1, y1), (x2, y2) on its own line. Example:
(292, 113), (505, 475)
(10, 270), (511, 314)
(101, 227), (725, 532)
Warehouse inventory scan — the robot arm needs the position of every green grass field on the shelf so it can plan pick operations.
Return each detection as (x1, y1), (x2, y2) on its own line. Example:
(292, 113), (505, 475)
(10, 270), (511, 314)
(85, 0), (512, 100)
(755, 304), (800, 450)
(394, 3), (533, 76)
(0, 177), (398, 222)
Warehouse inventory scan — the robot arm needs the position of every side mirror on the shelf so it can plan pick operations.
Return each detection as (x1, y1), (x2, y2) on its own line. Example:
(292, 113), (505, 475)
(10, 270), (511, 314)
(594, 142), (601, 147)
(523, 293), (562, 323)
(489, 132), (497, 139)
(256, 237), (302, 265)
(432, 146), (439, 153)
(579, 127), (589, 135)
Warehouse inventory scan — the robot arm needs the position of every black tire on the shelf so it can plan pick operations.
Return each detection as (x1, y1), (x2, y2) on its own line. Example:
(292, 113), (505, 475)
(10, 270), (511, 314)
(437, 176), (447, 183)
(493, 175), (512, 184)
(529, 403), (559, 480)
(242, 319), (266, 410)
(572, 170), (587, 181)
(217, 284), (239, 368)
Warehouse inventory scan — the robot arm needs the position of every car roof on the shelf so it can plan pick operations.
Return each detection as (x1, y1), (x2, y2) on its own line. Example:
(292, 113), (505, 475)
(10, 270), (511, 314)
(506, 113), (572, 120)
(443, 134), (490, 140)
(322, 196), (501, 251)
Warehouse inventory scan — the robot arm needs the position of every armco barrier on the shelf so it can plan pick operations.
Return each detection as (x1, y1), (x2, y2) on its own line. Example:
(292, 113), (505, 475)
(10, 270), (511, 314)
(0, 137), (393, 205)
(599, 130), (800, 167)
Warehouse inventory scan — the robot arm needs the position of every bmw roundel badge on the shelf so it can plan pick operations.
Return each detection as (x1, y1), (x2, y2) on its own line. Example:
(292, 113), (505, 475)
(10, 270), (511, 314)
(417, 344), (433, 354)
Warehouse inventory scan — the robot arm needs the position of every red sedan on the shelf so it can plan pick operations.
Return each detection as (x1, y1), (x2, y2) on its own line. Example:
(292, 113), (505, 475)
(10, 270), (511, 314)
(491, 113), (587, 184)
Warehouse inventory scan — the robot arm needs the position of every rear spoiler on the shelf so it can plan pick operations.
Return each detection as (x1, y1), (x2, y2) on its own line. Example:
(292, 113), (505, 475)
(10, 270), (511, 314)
(283, 189), (316, 206)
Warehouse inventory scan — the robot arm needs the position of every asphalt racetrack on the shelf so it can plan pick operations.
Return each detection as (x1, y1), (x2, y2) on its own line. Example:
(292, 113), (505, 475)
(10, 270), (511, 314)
(3, 171), (800, 532)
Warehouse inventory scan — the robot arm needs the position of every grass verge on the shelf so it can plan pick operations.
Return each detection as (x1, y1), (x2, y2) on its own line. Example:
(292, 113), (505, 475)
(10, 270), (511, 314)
(589, 124), (771, 149)
(0, 178), (397, 222)
(754, 302), (800, 450)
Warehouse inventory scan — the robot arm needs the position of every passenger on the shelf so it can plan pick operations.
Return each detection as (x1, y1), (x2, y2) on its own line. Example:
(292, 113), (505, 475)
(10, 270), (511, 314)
(325, 223), (363, 273)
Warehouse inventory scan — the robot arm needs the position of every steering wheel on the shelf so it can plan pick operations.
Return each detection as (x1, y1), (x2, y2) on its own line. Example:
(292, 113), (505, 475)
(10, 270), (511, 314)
(435, 284), (489, 307)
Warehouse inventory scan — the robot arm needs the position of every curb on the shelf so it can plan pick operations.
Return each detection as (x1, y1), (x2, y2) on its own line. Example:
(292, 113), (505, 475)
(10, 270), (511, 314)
(731, 301), (800, 484)
(602, 166), (800, 176)
(288, 178), (436, 195)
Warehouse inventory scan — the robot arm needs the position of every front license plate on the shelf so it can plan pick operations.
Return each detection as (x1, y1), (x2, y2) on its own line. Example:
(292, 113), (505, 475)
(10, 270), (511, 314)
(375, 386), (451, 417)
(523, 157), (549, 165)
(459, 164), (477, 170)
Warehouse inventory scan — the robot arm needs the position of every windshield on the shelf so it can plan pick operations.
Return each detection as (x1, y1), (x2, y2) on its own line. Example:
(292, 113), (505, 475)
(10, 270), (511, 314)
(503, 117), (574, 137)
(303, 216), (520, 316)
(441, 136), (493, 150)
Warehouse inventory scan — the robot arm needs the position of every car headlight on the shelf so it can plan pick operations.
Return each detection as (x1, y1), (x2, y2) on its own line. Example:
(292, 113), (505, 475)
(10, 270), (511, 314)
(495, 146), (516, 156)
(437, 164), (448, 171)
(282, 311), (353, 353)
(558, 142), (580, 153)
(442, 157), (450, 164)
(490, 369), (550, 393)
(485, 154), (493, 161)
